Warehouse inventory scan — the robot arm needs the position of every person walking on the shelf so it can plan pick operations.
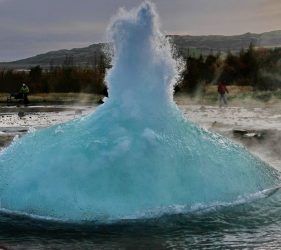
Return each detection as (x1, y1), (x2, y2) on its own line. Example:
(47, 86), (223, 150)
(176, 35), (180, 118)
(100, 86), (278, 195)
(217, 81), (229, 107)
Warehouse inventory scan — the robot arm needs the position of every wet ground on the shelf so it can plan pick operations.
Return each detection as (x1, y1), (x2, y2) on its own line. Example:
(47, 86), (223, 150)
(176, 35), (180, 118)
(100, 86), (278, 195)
(180, 104), (281, 170)
(1, 102), (280, 170)
(0, 104), (94, 150)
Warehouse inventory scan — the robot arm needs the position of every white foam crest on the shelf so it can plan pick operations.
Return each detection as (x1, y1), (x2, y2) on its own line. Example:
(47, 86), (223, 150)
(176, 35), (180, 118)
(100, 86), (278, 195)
(105, 1), (180, 110)
(1, 186), (279, 225)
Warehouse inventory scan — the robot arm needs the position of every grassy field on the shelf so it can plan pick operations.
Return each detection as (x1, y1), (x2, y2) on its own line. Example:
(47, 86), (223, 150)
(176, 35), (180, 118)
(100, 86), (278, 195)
(0, 86), (280, 106)
(175, 85), (281, 107)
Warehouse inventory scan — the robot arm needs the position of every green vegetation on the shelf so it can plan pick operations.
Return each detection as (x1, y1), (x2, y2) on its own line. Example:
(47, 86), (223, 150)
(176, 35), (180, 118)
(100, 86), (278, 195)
(0, 59), (107, 95)
(0, 45), (280, 97)
(179, 45), (281, 94)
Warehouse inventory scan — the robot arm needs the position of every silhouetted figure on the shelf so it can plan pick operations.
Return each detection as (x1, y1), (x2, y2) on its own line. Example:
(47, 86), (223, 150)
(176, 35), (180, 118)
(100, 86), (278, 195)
(217, 81), (229, 107)
(20, 83), (30, 105)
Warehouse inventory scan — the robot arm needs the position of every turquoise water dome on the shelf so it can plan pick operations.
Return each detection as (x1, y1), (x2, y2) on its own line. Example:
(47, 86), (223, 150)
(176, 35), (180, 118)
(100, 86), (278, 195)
(0, 2), (279, 222)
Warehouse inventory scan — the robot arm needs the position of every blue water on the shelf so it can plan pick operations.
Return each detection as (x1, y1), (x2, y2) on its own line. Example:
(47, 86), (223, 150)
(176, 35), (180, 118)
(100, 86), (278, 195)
(1, 189), (281, 249)
(0, 2), (281, 248)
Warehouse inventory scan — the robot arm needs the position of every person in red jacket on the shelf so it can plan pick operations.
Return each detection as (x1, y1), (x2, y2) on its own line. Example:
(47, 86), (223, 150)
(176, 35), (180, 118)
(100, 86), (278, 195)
(217, 81), (229, 107)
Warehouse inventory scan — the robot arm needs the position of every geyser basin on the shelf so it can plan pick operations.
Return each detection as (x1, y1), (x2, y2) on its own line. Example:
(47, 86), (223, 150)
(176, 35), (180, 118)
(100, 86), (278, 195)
(0, 2), (279, 222)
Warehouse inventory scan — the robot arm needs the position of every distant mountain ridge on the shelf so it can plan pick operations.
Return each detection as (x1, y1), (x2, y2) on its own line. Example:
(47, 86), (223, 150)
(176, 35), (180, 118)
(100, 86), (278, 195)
(1, 30), (281, 69)
(169, 30), (281, 56)
(0, 43), (106, 69)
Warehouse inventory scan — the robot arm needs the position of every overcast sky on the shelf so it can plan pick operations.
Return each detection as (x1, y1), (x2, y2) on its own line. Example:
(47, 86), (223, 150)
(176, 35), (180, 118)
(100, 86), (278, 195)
(0, 0), (280, 61)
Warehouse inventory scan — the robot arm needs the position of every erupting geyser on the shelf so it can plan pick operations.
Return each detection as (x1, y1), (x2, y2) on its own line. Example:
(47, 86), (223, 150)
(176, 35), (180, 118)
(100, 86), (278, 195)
(0, 2), (279, 222)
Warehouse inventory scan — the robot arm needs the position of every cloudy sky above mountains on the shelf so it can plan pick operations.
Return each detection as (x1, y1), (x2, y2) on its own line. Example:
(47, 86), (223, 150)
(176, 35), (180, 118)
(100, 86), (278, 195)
(0, 0), (280, 61)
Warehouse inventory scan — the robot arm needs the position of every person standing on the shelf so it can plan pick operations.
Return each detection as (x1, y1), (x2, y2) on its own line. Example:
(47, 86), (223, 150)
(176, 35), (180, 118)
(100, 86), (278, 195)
(217, 81), (229, 107)
(20, 83), (30, 105)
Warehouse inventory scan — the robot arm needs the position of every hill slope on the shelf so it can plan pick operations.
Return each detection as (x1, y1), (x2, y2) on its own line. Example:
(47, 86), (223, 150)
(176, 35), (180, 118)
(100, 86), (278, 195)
(1, 30), (281, 69)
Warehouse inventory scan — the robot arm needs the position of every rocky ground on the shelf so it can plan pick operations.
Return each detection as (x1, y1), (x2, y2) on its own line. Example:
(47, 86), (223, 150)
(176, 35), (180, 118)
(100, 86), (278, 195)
(0, 105), (94, 149)
(0, 101), (280, 170)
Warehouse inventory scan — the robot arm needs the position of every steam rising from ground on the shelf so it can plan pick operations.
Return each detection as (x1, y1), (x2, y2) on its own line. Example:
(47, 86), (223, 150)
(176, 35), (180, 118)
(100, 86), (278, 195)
(0, 2), (279, 222)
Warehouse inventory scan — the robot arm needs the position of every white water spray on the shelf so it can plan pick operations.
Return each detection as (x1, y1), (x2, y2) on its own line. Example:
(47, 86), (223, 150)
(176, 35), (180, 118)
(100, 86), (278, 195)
(0, 2), (279, 221)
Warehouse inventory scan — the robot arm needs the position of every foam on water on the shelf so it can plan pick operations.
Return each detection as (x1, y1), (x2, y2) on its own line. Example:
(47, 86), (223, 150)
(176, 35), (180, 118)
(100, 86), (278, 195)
(0, 2), (280, 222)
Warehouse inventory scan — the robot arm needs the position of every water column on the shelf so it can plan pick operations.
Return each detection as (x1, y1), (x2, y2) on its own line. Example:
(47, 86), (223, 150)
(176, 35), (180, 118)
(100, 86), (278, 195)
(0, 2), (279, 222)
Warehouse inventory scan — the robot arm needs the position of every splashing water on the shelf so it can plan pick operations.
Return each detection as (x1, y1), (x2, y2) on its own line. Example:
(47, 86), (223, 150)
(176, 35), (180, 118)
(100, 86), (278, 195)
(0, 2), (280, 222)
